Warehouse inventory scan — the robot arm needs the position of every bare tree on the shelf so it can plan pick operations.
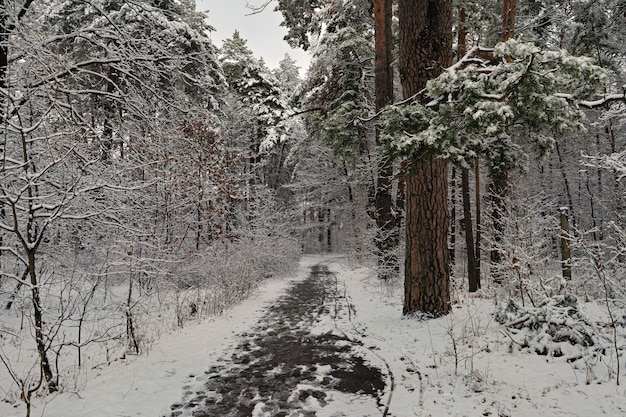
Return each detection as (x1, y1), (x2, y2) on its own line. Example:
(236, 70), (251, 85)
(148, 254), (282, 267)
(0, 0), (225, 395)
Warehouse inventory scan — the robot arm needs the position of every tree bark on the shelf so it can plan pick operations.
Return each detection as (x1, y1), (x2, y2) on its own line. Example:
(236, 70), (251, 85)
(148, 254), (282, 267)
(501, 0), (518, 41)
(374, 0), (398, 279)
(0, 0), (7, 282)
(374, 0), (393, 112)
(1, 2), (7, 87)
(462, 168), (479, 292)
(450, 167), (457, 265)
(609, 119), (620, 212)
(560, 207), (572, 280)
(400, 0), (453, 316)
(475, 159), (482, 283)
(28, 251), (57, 392)
(488, 163), (509, 264)
(404, 157), (451, 315)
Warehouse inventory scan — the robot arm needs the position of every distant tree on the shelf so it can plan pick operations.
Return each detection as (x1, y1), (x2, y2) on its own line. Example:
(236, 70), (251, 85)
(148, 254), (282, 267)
(373, 0), (399, 279)
(483, 0), (519, 265)
(298, 0), (373, 157)
(274, 0), (325, 50)
(455, 0), (481, 292)
(273, 54), (302, 96)
(219, 30), (289, 190)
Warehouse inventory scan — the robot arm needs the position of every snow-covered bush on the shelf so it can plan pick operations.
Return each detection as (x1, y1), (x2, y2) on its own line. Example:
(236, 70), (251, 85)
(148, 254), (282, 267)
(168, 186), (301, 326)
(495, 289), (626, 385)
(495, 294), (596, 357)
(484, 187), (562, 303)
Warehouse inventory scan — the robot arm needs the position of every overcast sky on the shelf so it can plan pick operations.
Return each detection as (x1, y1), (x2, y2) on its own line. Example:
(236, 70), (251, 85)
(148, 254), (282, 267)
(196, 1), (311, 75)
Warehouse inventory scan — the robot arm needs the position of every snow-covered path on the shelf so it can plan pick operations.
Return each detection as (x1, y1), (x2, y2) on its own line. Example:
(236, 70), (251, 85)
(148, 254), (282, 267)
(164, 263), (387, 417)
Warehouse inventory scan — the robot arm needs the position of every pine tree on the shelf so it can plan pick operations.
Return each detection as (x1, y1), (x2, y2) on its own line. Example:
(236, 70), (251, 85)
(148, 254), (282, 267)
(294, 0), (377, 253)
(399, 0), (454, 316)
(273, 54), (302, 96)
(219, 30), (289, 189)
(373, 0), (399, 279)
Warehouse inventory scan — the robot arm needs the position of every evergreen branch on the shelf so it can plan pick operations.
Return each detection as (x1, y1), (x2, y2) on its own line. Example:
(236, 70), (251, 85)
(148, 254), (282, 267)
(576, 93), (625, 108)
(449, 45), (500, 71)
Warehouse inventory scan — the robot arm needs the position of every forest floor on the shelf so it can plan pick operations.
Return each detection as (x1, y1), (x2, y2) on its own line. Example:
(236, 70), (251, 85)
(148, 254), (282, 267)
(2, 255), (626, 416)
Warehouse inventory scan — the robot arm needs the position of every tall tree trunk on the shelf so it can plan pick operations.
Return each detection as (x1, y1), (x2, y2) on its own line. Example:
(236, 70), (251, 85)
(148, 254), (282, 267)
(0, 3), (6, 87)
(609, 119), (620, 212)
(20, 110), (57, 393)
(374, 0), (397, 279)
(457, 1), (479, 291)
(555, 140), (577, 230)
(0, 0), (7, 282)
(400, 0), (453, 316)
(490, 0), (517, 264)
(450, 1), (466, 266)
(450, 167), (457, 265)
(474, 159), (482, 282)
(462, 168), (479, 292)
(27, 251), (57, 392)
(560, 207), (572, 280)
(2, 3), (55, 388)
(404, 157), (451, 316)
(488, 163), (509, 264)
(501, 0), (517, 41)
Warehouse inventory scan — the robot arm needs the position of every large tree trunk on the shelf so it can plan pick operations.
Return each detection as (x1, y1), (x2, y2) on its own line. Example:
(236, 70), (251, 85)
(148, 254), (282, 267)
(501, 0), (517, 41)
(374, 0), (398, 279)
(400, 0), (453, 316)
(404, 157), (451, 315)
(450, 167), (457, 265)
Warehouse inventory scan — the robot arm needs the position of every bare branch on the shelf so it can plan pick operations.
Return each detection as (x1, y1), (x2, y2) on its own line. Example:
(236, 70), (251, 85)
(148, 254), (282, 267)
(245, 1), (274, 15)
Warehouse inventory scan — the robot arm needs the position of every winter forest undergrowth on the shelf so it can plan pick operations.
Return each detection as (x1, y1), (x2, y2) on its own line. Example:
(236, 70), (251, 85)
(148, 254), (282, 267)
(2, 256), (626, 416)
(1, 0), (626, 416)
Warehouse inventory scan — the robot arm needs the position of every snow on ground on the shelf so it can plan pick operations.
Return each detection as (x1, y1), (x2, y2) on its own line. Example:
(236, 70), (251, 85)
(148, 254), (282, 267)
(322, 259), (626, 417)
(0, 258), (318, 417)
(2, 255), (626, 416)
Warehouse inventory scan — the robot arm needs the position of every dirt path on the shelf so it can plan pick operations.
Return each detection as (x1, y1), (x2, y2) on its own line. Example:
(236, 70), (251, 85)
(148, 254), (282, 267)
(165, 264), (387, 417)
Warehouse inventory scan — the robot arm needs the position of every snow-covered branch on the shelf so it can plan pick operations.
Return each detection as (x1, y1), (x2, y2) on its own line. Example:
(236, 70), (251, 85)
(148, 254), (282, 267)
(381, 39), (608, 167)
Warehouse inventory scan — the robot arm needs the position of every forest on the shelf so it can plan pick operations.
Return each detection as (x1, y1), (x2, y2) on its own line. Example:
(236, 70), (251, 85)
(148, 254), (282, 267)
(0, 0), (625, 415)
